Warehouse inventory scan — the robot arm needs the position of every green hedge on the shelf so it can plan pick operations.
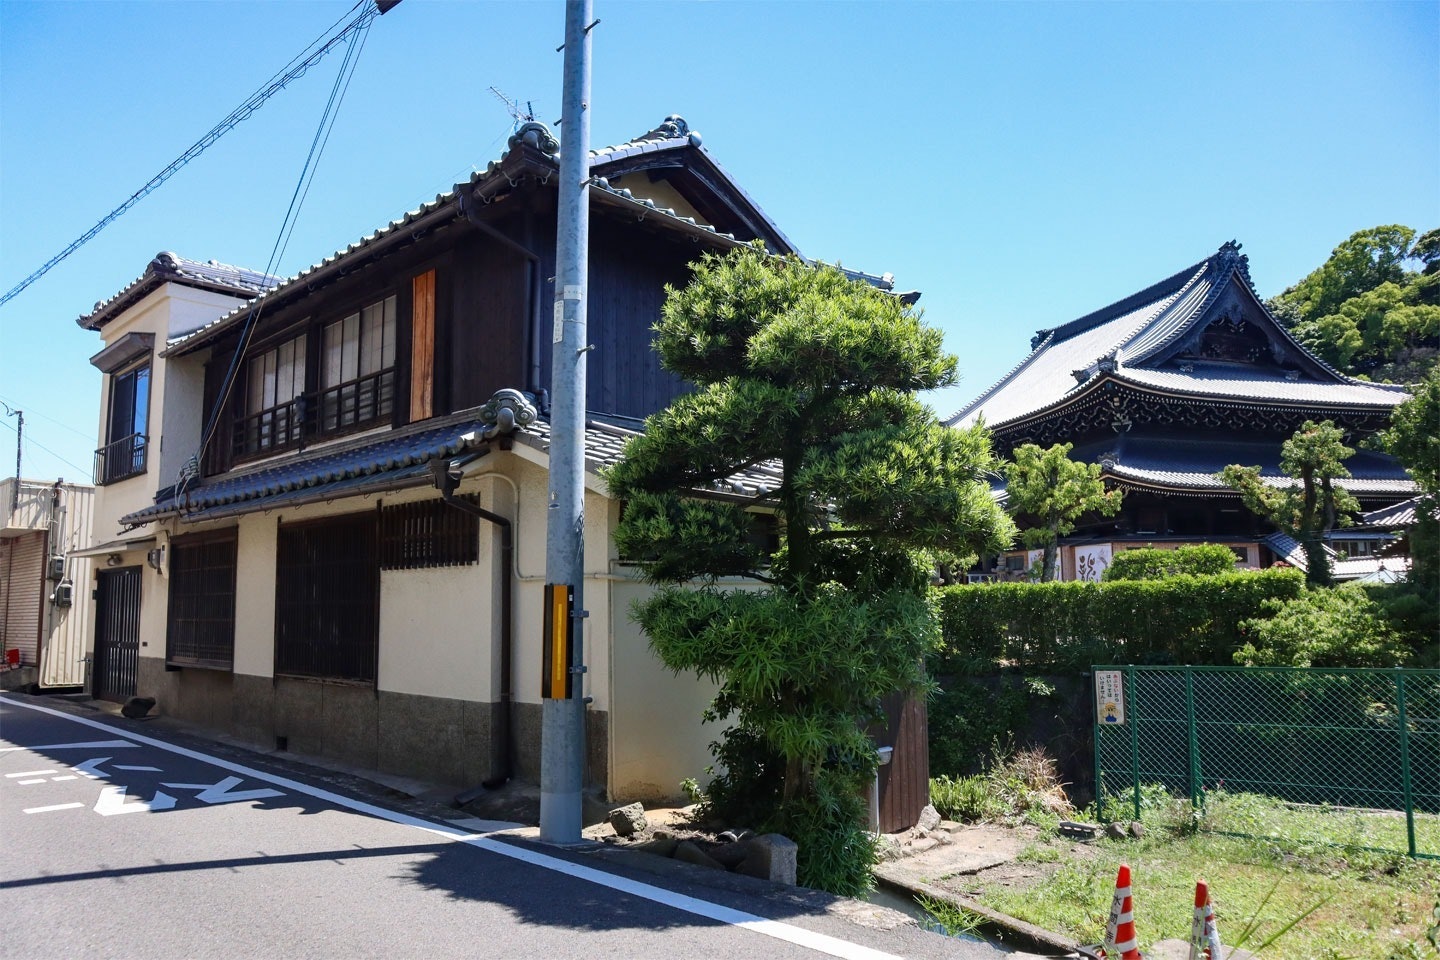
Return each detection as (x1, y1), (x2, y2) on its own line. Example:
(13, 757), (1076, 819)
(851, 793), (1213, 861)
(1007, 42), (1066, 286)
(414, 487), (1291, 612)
(934, 569), (1305, 673)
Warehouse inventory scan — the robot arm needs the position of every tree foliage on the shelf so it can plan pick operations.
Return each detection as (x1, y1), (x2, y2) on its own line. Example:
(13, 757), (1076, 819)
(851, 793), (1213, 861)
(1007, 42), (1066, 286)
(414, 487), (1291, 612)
(607, 248), (1015, 894)
(1268, 225), (1440, 382)
(1219, 420), (1360, 586)
(1234, 585), (1411, 668)
(1102, 543), (1238, 581)
(1377, 368), (1440, 614)
(1003, 442), (1121, 582)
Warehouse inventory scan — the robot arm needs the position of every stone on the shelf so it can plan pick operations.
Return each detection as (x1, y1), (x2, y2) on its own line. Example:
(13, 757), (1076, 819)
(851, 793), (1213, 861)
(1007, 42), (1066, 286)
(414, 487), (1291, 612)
(1105, 822), (1128, 840)
(607, 802), (648, 837)
(633, 837), (678, 858)
(938, 820), (964, 834)
(737, 833), (798, 885)
(121, 696), (156, 719)
(652, 828), (675, 841)
(1128, 821), (1146, 838)
(908, 837), (938, 854)
(916, 804), (942, 832)
(708, 840), (749, 869)
(1058, 820), (1101, 840)
(674, 840), (725, 870)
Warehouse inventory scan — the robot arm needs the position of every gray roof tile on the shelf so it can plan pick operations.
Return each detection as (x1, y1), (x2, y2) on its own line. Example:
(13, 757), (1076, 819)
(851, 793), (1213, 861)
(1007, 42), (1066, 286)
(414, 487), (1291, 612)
(78, 252), (281, 330)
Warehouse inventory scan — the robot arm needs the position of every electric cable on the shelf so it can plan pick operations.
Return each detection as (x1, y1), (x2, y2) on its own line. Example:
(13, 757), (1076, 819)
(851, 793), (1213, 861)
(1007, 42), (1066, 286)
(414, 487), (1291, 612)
(0, 0), (381, 309)
(190, 12), (374, 484)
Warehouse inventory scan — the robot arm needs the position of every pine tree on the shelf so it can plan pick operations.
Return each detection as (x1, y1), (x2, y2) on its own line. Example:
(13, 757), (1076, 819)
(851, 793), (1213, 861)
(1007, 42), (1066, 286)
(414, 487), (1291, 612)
(606, 248), (1014, 894)
(1003, 442), (1121, 581)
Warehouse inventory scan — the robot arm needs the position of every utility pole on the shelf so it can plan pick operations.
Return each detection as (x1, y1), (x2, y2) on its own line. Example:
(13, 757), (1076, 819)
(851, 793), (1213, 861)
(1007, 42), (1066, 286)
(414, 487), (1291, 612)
(540, 0), (593, 844)
(2, 404), (20, 515)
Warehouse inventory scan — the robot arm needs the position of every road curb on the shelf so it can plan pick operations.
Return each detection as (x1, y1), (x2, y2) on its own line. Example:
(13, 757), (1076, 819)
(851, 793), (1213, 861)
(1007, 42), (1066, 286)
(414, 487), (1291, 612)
(873, 864), (1081, 955)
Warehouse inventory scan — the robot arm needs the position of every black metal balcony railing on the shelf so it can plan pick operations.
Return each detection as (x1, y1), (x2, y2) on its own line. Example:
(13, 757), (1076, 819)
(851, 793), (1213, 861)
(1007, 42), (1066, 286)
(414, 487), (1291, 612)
(318, 368), (394, 436)
(229, 368), (395, 461)
(94, 432), (147, 485)
(233, 397), (306, 459)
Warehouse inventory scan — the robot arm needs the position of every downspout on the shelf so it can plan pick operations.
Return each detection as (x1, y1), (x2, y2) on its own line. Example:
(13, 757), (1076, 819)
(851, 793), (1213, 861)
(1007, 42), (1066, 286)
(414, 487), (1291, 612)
(432, 389), (538, 796)
(432, 458), (514, 791)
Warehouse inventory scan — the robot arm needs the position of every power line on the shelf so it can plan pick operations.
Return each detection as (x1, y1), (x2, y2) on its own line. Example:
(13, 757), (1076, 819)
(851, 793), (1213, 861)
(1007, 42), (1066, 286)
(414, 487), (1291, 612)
(0, 395), (93, 441)
(0, 0), (386, 309)
(0, 416), (91, 478)
(192, 11), (375, 480)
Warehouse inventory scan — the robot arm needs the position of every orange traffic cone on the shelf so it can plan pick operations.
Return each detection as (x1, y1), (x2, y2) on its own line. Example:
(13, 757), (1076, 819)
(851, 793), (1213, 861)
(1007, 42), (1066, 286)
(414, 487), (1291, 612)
(1188, 879), (1223, 960)
(1103, 863), (1141, 959)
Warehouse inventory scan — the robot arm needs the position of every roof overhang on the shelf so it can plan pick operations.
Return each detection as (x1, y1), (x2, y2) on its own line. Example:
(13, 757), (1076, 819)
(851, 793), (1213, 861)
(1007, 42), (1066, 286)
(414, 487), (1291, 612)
(90, 332), (154, 373)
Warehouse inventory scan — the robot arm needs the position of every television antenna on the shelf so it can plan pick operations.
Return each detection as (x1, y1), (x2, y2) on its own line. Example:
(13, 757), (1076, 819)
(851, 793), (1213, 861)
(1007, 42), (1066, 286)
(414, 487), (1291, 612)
(489, 86), (536, 128)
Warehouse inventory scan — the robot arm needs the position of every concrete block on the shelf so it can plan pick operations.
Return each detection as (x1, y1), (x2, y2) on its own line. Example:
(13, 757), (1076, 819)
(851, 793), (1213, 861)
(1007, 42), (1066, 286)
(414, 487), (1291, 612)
(738, 833), (797, 885)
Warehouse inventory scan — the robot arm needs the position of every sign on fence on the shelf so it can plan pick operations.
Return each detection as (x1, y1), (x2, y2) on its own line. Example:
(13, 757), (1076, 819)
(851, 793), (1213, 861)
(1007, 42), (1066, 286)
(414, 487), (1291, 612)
(1095, 669), (1126, 725)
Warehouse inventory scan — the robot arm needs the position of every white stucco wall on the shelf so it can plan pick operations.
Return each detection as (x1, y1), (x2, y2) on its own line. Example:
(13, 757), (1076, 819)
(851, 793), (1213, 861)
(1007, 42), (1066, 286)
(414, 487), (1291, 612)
(233, 516), (277, 678)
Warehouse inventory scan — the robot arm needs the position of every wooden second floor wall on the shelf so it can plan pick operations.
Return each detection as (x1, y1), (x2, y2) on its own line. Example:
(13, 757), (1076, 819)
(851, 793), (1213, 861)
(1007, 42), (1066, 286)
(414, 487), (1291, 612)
(198, 192), (706, 477)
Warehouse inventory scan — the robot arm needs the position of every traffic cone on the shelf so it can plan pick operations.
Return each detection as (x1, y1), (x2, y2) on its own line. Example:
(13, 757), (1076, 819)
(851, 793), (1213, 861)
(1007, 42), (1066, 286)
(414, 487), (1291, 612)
(1103, 863), (1142, 959)
(1187, 879), (1223, 960)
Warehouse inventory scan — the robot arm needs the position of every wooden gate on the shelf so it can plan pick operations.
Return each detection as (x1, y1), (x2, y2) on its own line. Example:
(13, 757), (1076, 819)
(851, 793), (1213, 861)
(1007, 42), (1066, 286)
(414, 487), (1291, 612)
(93, 567), (141, 702)
(876, 688), (930, 833)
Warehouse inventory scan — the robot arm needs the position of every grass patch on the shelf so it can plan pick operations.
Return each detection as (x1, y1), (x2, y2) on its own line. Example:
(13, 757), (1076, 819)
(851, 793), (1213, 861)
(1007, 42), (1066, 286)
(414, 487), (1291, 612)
(971, 790), (1440, 959)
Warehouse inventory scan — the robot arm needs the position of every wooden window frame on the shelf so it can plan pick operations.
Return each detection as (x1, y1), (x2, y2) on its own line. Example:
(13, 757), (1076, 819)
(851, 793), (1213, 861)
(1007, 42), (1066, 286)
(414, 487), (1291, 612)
(378, 497), (479, 570)
(165, 529), (238, 670)
(274, 513), (379, 684)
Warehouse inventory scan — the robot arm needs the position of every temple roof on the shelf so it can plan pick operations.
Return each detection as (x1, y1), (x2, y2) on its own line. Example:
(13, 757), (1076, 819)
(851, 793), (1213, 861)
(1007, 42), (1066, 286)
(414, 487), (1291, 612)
(948, 242), (1410, 431)
(1071, 434), (1416, 499)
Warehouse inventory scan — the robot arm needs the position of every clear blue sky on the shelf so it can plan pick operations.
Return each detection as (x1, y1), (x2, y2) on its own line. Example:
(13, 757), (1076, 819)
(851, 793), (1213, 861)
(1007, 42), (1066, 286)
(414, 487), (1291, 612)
(2, 0), (1435, 483)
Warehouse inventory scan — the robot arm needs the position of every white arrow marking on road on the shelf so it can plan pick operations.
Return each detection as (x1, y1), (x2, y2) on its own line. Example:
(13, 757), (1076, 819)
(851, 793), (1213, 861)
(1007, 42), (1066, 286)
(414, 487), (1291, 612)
(113, 765), (161, 772)
(94, 785), (177, 816)
(0, 740), (137, 752)
(160, 776), (283, 805)
(73, 758), (112, 778)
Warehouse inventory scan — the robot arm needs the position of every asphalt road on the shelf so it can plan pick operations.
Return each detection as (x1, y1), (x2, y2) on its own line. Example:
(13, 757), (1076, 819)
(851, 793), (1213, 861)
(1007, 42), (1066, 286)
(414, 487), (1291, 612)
(0, 694), (1009, 960)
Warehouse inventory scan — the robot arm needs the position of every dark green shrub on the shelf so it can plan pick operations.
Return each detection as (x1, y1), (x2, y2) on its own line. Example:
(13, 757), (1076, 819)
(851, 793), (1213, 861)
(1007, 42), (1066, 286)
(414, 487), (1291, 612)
(929, 675), (1044, 777)
(933, 569), (1305, 672)
(1103, 543), (1239, 581)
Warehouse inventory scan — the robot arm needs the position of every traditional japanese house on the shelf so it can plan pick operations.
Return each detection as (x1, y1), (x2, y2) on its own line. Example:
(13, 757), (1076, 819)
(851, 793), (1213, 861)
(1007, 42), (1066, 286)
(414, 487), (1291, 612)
(76, 117), (927, 817)
(949, 242), (1415, 581)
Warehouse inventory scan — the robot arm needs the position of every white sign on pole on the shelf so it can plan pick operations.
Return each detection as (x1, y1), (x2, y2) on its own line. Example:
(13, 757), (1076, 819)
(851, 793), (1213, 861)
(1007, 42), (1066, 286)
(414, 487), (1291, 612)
(1096, 670), (1125, 725)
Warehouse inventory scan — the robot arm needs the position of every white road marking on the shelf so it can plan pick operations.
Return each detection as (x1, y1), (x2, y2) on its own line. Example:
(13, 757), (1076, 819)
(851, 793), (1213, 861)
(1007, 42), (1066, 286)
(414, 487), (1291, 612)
(23, 802), (84, 814)
(2, 696), (901, 960)
(51, 775), (78, 782)
(0, 740), (136, 752)
(72, 758), (111, 778)
(6, 770), (57, 778)
(161, 776), (283, 805)
(94, 785), (177, 816)
(113, 765), (161, 772)
(17, 778), (45, 785)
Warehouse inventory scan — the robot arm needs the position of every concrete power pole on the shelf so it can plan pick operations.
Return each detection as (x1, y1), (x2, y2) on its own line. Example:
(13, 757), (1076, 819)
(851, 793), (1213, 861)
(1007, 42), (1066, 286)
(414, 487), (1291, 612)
(540, 0), (593, 844)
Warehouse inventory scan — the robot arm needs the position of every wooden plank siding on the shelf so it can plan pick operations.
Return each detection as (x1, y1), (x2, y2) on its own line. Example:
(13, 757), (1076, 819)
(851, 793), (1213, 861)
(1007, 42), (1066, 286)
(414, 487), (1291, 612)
(583, 216), (694, 420)
(447, 233), (529, 412)
(409, 269), (436, 421)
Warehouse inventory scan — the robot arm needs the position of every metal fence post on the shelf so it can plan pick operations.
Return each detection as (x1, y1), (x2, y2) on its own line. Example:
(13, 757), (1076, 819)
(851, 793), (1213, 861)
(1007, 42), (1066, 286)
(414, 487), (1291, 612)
(1396, 669), (1416, 858)
(1128, 665), (1142, 821)
(1185, 668), (1200, 810)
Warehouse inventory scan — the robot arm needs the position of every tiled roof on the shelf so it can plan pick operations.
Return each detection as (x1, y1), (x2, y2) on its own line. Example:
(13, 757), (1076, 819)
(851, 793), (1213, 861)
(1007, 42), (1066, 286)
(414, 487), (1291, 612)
(163, 115), (902, 358)
(1086, 435), (1416, 497)
(514, 418), (784, 499)
(948, 242), (1406, 430)
(1358, 496), (1426, 529)
(77, 252), (281, 331)
(1113, 365), (1409, 406)
(123, 409), (781, 526)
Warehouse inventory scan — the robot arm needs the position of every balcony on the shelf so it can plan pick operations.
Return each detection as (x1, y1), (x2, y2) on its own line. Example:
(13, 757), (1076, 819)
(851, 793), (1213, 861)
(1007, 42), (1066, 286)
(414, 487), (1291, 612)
(94, 432), (148, 485)
(229, 369), (395, 463)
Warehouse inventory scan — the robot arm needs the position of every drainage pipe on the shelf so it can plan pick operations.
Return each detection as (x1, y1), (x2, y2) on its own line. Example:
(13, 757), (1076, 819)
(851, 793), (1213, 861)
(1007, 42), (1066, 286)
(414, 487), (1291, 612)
(432, 459), (514, 790)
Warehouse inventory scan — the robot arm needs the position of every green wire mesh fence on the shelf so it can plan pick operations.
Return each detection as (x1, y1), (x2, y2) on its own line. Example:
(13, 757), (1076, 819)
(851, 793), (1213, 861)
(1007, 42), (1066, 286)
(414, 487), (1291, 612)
(1093, 665), (1440, 859)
